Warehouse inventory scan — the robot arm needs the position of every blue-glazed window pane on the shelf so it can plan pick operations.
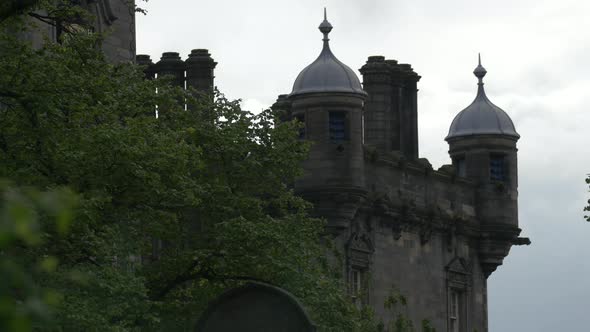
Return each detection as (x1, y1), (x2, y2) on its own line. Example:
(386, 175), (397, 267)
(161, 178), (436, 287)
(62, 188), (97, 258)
(490, 156), (506, 181)
(329, 111), (348, 142)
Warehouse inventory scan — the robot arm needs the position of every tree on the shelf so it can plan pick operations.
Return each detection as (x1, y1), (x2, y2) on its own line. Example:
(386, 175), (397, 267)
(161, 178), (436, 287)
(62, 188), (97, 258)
(0, 5), (376, 331)
(0, 182), (77, 332)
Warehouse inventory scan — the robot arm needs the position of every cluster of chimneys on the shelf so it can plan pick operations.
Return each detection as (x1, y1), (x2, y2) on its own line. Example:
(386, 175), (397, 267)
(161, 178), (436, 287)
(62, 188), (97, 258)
(360, 56), (421, 85)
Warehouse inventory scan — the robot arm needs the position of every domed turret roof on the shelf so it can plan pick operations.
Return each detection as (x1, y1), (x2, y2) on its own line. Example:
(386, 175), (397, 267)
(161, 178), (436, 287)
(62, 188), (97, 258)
(290, 9), (366, 97)
(446, 55), (519, 140)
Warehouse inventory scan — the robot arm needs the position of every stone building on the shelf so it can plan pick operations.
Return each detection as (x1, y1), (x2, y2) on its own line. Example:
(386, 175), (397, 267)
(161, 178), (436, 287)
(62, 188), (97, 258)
(18, 0), (136, 63)
(15, 2), (530, 330)
(271, 11), (530, 332)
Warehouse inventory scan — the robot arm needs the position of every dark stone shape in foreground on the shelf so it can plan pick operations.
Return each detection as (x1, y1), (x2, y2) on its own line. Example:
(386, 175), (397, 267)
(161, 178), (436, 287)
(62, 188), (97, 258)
(195, 282), (316, 332)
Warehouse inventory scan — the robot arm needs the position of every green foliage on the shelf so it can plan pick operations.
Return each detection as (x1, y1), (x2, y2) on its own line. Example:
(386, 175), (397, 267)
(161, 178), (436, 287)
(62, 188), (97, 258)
(421, 319), (436, 332)
(0, 5), (377, 331)
(0, 182), (78, 332)
(382, 286), (437, 332)
(383, 286), (414, 332)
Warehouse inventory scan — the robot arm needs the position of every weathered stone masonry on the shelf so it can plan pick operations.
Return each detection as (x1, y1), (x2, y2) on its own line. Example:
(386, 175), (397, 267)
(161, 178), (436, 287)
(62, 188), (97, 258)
(18, 3), (530, 330)
(271, 12), (530, 332)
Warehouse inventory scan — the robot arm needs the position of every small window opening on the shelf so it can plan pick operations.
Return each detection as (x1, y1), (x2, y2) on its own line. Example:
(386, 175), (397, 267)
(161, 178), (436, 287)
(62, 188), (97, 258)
(490, 155), (507, 181)
(455, 157), (466, 177)
(449, 289), (462, 332)
(329, 111), (349, 143)
(349, 268), (363, 307)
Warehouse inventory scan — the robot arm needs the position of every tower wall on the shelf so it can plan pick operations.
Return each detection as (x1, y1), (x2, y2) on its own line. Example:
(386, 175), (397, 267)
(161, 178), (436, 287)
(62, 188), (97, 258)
(448, 135), (522, 277)
(97, 0), (136, 63)
(448, 136), (518, 227)
(291, 94), (366, 190)
(291, 93), (367, 230)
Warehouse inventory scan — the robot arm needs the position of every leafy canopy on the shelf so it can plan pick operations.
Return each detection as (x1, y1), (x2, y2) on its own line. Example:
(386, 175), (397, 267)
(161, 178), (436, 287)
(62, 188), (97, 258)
(0, 3), (377, 331)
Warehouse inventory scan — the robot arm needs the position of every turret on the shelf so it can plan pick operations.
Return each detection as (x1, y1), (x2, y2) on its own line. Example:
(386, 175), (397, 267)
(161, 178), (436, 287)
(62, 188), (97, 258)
(445, 55), (528, 277)
(289, 9), (367, 230)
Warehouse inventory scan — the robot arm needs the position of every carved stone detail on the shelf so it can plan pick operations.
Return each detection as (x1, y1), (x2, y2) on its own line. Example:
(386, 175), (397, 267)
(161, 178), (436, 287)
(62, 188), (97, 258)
(446, 256), (472, 289)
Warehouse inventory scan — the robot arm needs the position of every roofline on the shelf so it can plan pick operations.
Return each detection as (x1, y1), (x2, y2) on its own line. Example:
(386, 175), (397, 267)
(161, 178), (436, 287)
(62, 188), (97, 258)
(288, 89), (368, 99)
(445, 132), (520, 142)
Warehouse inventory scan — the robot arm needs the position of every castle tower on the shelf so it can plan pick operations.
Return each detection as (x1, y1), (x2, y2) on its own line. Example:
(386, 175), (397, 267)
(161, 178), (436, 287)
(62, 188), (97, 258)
(445, 55), (524, 277)
(359, 56), (420, 159)
(289, 9), (367, 230)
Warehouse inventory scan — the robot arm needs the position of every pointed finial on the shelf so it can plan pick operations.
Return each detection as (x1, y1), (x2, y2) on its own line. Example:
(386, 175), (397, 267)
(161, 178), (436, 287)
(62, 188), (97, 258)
(319, 7), (333, 40)
(473, 52), (487, 84)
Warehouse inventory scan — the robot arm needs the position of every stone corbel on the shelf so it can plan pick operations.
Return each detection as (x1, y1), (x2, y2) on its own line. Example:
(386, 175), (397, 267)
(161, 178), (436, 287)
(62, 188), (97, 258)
(513, 237), (531, 246)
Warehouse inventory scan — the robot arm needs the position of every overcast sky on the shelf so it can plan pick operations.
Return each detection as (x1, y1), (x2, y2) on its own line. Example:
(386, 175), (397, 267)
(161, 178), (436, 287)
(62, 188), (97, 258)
(136, 1), (590, 330)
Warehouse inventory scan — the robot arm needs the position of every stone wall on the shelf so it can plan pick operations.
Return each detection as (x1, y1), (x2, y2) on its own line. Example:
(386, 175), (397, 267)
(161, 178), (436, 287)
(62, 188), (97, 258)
(98, 0), (136, 63)
(15, 0), (135, 63)
(331, 154), (489, 331)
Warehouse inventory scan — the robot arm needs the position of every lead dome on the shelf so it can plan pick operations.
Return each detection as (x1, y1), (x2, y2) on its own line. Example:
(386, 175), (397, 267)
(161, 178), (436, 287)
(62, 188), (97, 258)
(290, 10), (366, 97)
(446, 56), (519, 140)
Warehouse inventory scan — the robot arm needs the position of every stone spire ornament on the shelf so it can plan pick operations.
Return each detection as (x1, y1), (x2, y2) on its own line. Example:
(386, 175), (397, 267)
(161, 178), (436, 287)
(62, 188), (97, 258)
(473, 53), (487, 83)
(319, 7), (333, 41)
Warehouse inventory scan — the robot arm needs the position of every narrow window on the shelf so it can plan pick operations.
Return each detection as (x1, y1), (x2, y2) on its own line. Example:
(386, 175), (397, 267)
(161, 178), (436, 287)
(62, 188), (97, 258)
(329, 111), (349, 143)
(449, 289), (461, 332)
(490, 155), (507, 181)
(350, 268), (363, 306)
(361, 112), (365, 144)
(295, 114), (305, 139)
(455, 157), (466, 177)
